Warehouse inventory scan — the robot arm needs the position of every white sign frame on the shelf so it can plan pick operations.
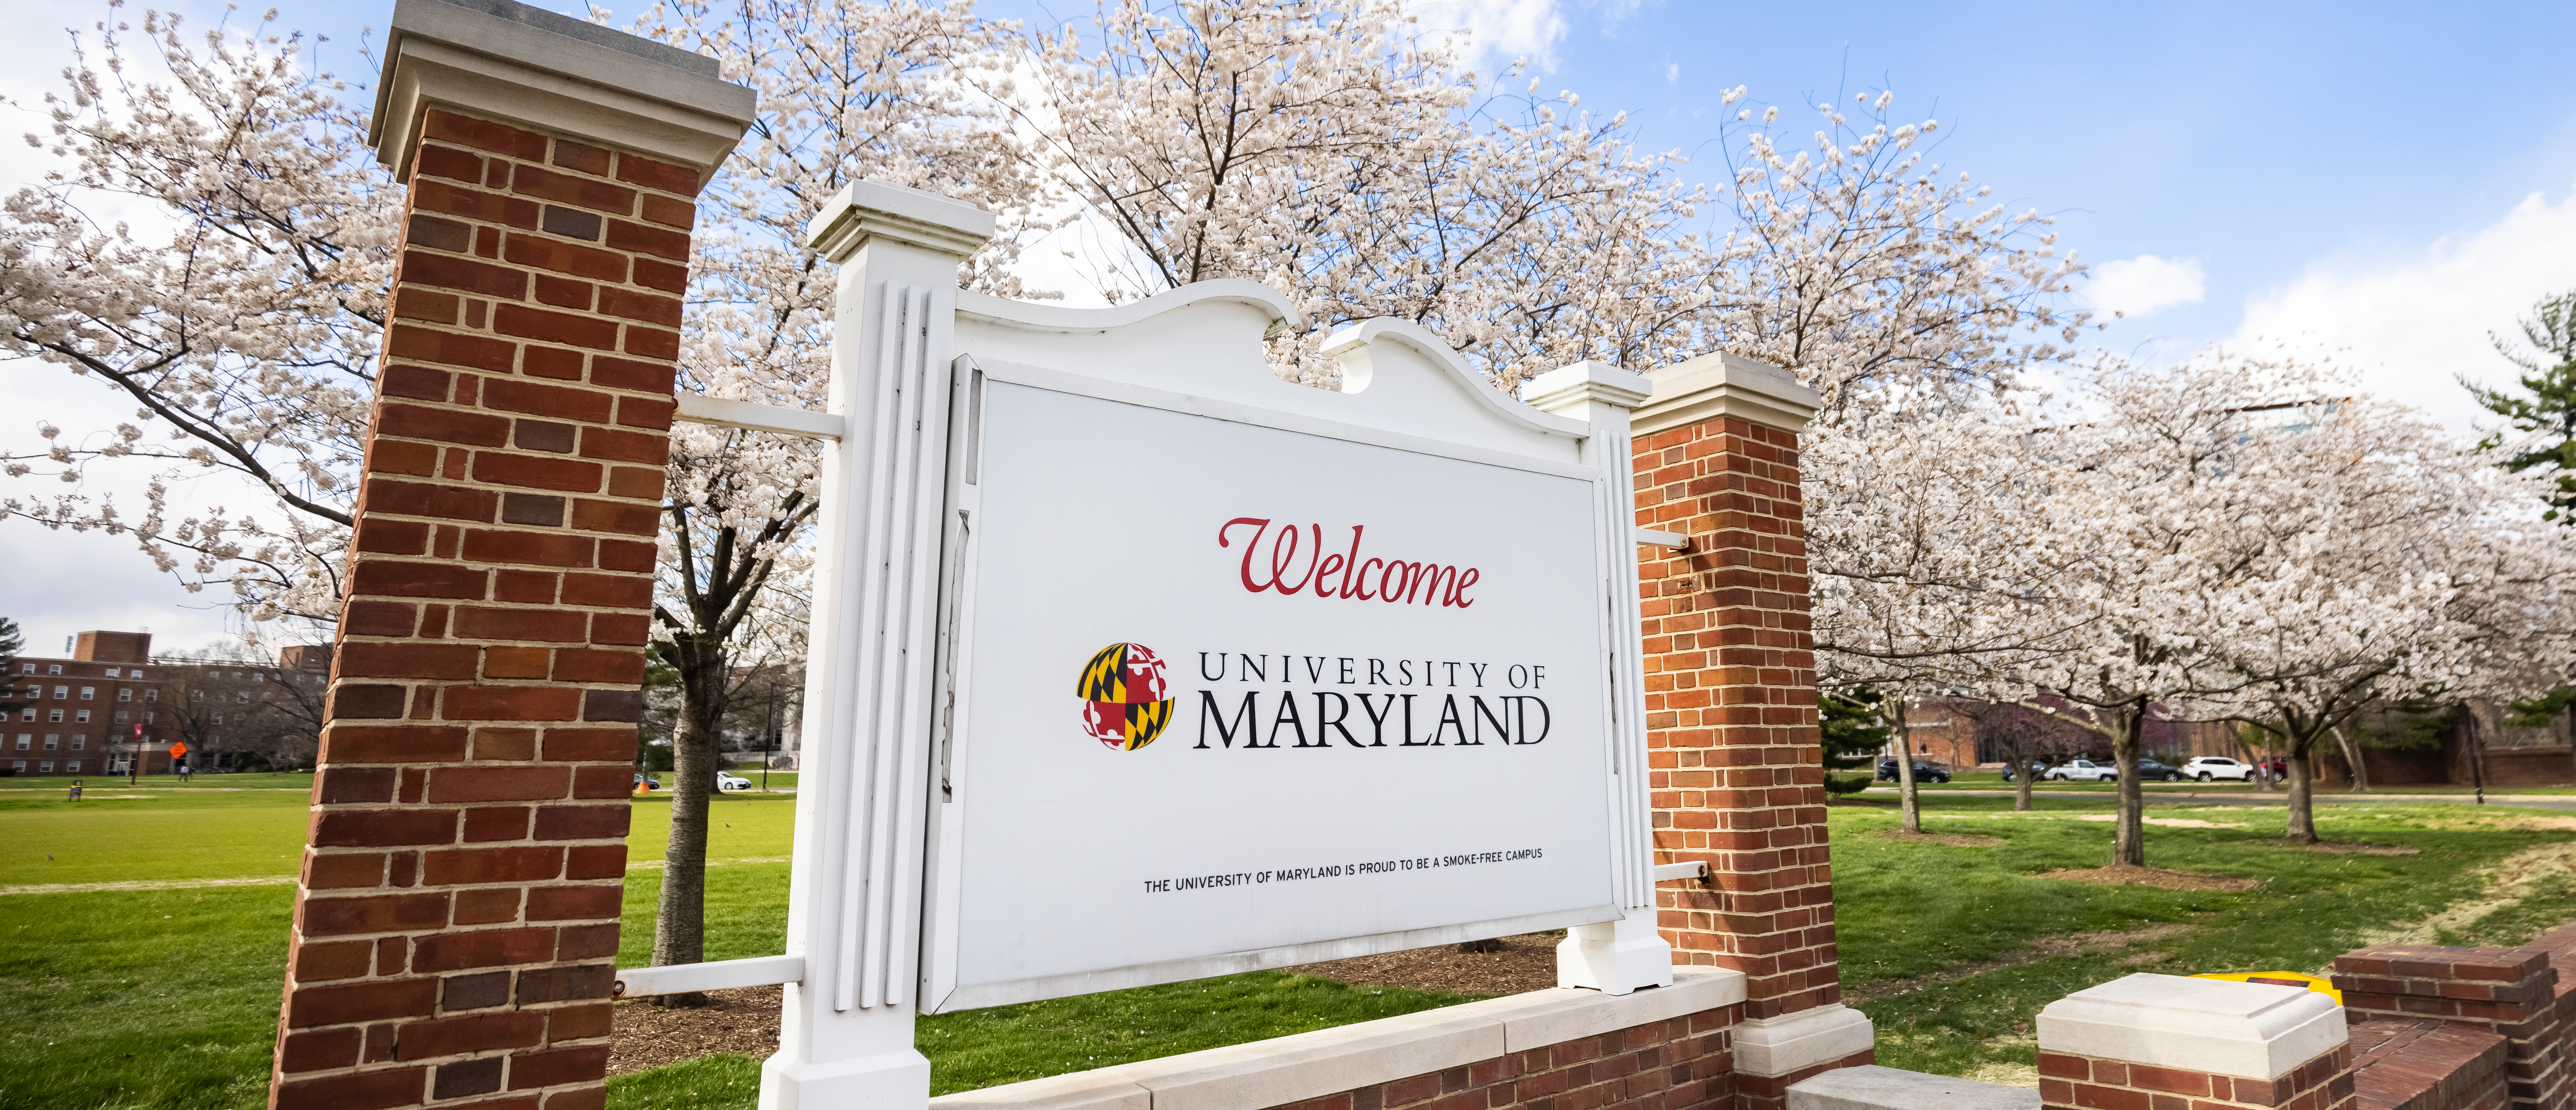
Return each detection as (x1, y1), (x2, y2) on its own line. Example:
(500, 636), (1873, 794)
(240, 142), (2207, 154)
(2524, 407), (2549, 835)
(706, 181), (1664, 1110)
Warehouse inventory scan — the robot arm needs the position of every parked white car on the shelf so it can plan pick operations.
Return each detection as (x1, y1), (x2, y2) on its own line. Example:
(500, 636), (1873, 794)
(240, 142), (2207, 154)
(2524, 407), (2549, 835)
(2180, 756), (2256, 783)
(2044, 759), (2118, 782)
(716, 772), (752, 792)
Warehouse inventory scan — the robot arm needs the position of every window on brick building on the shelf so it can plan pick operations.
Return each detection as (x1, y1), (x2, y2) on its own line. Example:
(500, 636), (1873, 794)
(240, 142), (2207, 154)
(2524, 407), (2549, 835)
(71, 736), (84, 750)
(145, 690), (156, 702)
(118, 689), (131, 702)
(17, 709), (31, 722)
(38, 761), (52, 774)
(52, 686), (66, 698)
(74, 711), (89, 724)
(9, 761), (23, 772)
(43, 735), (58, 749)
(47, 709), (62, 723)
(104, 668), (119, 677)
(15, 663), (28, 674)
(132, 669), (145, 679)
(114, 712), (128, 724)
(11, 736), (25, 750)
(65, 761), (79, 774)
(80, 687), (93, 700)
(212, 713), (223, 726)
(46, 665), (60, 675)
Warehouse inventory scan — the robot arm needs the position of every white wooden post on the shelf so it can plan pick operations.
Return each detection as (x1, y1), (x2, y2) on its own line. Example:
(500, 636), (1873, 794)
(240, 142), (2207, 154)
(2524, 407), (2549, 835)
(761, 181), (991, 1110)
(1522, 360), (1673, 995)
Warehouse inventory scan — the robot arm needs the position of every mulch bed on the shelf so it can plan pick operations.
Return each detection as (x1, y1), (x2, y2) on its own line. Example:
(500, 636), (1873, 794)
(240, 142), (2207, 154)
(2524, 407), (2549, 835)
(2039, 864), (2260, 892)
(1289, 932), (1564, 997)
(609, 985), (781, 1076)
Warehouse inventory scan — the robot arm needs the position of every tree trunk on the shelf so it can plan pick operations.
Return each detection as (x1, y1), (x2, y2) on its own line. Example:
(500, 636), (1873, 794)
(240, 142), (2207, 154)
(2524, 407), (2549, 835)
(2014, 744), (2035, 812)
(1892, 697), (1920, 834)
(2284, 731), (2319, 844)
(2112, 706), (2146, 867)
(651, 632), (727, 1006)
(2333, 724), (2369, 793)
(2465, 704), (2490, 806)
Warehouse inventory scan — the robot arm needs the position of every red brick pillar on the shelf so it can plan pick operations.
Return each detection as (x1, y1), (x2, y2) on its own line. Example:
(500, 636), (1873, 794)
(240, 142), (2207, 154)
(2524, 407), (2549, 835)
(2333, 945), (2570, 1110)
(1628, 352), (1869, 1109)
(267, 3), (751, 1107)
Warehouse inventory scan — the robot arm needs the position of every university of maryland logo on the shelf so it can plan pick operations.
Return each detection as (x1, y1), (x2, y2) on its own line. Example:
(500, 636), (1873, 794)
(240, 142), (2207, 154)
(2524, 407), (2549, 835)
(1076, 642), (1173, 751)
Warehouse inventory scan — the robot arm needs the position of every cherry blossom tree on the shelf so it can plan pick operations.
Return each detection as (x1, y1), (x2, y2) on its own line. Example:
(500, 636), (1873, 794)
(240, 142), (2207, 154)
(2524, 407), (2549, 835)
(1811, 407), (2090, 832)
(1700, 88), (2089, 420)
(1, 8), (389, 632)
(998, 0), (1713, 385)
(621, 0), (1041, 981)
(2157, 361), (2573, 842)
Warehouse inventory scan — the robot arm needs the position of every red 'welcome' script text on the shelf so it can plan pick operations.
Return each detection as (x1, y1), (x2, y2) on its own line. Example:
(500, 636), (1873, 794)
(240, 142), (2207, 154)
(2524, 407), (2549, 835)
(1217, 518), (1480, 608)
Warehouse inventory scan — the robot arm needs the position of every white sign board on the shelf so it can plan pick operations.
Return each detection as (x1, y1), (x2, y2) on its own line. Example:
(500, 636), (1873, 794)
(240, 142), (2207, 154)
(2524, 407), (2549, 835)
(919, 363), (1620, 1010)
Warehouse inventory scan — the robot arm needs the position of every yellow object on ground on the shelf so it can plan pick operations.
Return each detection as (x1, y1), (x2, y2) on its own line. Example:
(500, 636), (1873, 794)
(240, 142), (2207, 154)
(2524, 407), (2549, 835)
(2191, 970), (2341, 1004)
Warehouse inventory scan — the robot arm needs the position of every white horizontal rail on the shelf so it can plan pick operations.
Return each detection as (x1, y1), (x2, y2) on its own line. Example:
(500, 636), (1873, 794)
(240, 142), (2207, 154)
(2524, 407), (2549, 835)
(1634, 528), (1688, 550)
(1651, 861), (1707, 882)
(675, 395), (845, 441)
(612, 954), (804, 998)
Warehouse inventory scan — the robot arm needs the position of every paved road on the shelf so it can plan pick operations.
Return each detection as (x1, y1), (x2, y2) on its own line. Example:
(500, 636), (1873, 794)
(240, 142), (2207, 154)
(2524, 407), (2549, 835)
(1916, 789), (2576, 812)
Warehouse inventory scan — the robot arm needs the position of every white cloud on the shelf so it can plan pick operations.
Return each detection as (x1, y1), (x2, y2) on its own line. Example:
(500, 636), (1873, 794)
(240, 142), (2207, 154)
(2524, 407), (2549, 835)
(2231, 182), (2576, 431)
(1414, 0), (1569, 71)
(1665, 62), (1679, 84)
(2086, 254), (2206, 319)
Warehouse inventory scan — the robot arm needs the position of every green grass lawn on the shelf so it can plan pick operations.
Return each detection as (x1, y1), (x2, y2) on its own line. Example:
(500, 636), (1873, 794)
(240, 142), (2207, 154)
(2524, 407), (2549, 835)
(1833, 796), (2576, 1082)
(1878, 775), (2576, 795)
(0, 771), (316, 792)
(10, 786), (2576, 1107)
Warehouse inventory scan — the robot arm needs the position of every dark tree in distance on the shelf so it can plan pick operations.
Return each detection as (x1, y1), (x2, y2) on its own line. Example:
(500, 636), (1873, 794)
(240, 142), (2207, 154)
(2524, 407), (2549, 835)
(0, 618), (28, 722)
(1820, 689), (1890, 798)
(2464, 290), (2576, 784)
(2465, 291), (2576, 521)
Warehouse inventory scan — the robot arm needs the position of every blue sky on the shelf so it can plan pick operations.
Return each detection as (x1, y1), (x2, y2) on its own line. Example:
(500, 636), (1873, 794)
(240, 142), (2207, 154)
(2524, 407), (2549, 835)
(5, 0), (2576, 652)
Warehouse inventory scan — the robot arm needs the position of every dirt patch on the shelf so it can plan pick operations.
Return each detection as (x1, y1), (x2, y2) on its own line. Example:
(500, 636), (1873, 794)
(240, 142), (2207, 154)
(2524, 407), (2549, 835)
(0, 875), (297, 896)
(1289, 932), (1560, 996)
(1881, 830), (2005, 847)
(1849, 924), (2192, 1003)
(2348, 842), (2576, 951)
(2412, 815), (2576, 831)
(1928, 813), (2244, 828)
(2039, 865), (2261, 892)
(2074, 815), (2244, 829)
(2289, 841), (2420, 856)
(609, 986), (781, 1076)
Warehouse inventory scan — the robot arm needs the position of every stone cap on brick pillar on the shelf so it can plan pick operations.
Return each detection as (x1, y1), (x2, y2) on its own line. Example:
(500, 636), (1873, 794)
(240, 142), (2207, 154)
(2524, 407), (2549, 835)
(1631, 350), (1820, 437)
(2038, 973), (2346, 1080)
(369, 0), (758, 180)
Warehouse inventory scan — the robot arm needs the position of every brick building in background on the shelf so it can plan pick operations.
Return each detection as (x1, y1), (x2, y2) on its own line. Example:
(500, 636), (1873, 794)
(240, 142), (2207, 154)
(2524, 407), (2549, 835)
(4, 630), (332, 777)
(7, 631), (174, 777)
